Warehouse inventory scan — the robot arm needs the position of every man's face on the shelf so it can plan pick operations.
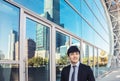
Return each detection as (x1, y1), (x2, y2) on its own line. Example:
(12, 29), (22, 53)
(69, 52), (80, 65)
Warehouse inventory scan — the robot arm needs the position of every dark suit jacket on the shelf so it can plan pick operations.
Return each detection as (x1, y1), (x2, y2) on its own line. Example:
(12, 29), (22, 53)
(60, 63), (95, 81)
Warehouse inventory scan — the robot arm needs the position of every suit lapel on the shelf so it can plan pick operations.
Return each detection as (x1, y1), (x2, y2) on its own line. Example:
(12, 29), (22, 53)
(78, 63), (84, 81)
(66, 65), (71, 81)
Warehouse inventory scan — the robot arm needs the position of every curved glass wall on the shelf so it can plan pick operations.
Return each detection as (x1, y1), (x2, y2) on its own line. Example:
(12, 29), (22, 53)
(13, 0), (110, 52)
(0, 0), (112, 81)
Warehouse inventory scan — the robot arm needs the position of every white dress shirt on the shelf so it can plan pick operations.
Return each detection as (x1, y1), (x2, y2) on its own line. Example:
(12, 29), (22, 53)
(69, 61), (80, 81)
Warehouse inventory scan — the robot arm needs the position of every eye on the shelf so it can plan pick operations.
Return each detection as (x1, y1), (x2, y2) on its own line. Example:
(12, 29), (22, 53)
(70, 53), (74, 55)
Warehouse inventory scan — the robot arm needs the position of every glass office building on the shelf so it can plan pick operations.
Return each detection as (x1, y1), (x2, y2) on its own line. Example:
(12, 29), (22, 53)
(0, 0), (113, 81)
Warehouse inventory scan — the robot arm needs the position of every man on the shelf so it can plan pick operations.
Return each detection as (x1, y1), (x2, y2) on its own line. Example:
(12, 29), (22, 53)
(60, 46), (95, 81)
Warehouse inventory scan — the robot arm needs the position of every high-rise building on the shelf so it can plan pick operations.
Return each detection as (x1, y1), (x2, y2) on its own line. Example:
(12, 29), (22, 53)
(36, 0), (66, 56)
(15, 39), (36, 60)
(44, 0), (60, 24)
(85, 44), (89, 57)
(8, 30), (18, 60)
(0, 50), (5, 60)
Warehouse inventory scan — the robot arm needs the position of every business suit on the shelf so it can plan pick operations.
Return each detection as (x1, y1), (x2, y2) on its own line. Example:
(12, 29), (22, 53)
(60, 63), (95, 81)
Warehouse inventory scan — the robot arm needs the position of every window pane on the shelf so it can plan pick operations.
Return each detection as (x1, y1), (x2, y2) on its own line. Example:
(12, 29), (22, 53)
(71, 38), (80, 46)
(13, 0), (44, 14)
(82, 42), (89, 65)
(94, 48), (98, 78)
(89, 45), (94, 68)
(98, 49), (108, 76)
(26, 18), (50, 81)
(0, 64), (19, 81)
(0, 0), (19, 60)
(56, 31), (70, 81)
(82, 43), (94, 67)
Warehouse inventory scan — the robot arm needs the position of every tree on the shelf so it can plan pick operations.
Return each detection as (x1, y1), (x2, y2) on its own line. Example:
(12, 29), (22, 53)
(58, 55), (68, 65)
(28, 57), (47, 67)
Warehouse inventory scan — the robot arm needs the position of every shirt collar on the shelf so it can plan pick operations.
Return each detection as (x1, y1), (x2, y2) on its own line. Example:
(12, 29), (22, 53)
(71, 61), (80, 67)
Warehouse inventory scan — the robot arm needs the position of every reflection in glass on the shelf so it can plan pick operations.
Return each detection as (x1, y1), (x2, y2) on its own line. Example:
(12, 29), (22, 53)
(0, 0), (19, 60)
(94, 48), (98, 78)
(56, 31), (69, 81)
(13, 0), (110, 56)
(82, 42), (89, 65)
(81, 43), (94, 67)
(71, 38), (80, 46)
(14, 0), (44, 14)
(0, 64), (19, 81)
(26, 18), (50, 81)
(98, 49), (108, 76)
(71, 38), (80, 59)
(89, 45), (93, 68)
(62, 0), (110, 53)
(60, 0), (82, 37)
(14, 0), (62, 26)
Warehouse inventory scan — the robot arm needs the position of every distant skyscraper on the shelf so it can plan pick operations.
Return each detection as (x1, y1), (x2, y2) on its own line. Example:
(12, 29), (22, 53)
(36, 0), (66, 53)
(8, 30), (18, 60)
(15, 41), (19, 60)
(15, 39), (36, 60)
(0, 50), (5, 60)
(26, 39), (36, 58)
(85, 44), (89, 57)
(44, 0), (66, 48)
(36, 15), (50, 51)
(44, 0), (60, 24)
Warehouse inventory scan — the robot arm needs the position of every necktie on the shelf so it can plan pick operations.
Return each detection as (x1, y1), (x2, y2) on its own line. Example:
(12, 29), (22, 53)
(71, 66), (76, 81)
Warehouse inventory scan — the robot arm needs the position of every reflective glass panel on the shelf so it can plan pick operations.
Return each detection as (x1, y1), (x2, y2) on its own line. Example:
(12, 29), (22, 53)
(98, 49), (108, 75)
(14, 0), (44, 14)
(82, 42), (89, 65)
(71, 38), (80, 46)
(0, 0), (19, 60)
(94, 48), (98, 78)
(89, 45), (94, 68)
(56, 31), (70, 81)
(13, 0), (110, 53)
(64, 0), (110, 53)
(0, 64), (19, 81)
(26, 18), (50, 81)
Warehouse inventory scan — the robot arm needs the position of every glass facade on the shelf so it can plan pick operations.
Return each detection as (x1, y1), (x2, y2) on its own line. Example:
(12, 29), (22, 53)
(26, 18), (50, 81)
(0, 0), (113, 81)
(0, 64), (19, 81)
(0, 0), (19, 60)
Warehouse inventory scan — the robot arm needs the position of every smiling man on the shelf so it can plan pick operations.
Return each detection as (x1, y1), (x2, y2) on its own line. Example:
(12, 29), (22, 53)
(60, 45), (95, 81)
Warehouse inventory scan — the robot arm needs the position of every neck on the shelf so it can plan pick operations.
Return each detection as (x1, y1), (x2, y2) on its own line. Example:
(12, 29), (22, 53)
(71, 61), (79, 65)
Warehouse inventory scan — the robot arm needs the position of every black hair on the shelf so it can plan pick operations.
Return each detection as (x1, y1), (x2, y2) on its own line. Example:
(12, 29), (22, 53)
(67, 45), (80, 56)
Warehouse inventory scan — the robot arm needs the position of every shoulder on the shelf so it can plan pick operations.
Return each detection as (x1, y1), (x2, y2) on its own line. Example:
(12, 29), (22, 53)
(79, 63), (91, 70)
(62, 65), (71, 71)
(80, 63), (90, 67)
